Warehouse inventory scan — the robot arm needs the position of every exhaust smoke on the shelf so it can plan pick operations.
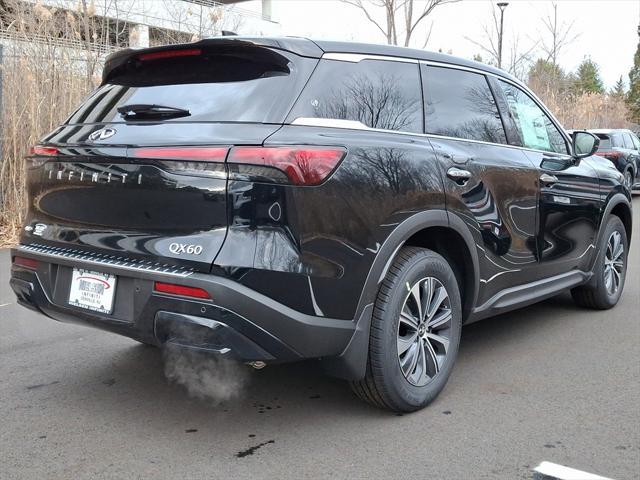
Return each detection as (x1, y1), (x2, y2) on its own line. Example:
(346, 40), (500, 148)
(162, 345), (251, 404)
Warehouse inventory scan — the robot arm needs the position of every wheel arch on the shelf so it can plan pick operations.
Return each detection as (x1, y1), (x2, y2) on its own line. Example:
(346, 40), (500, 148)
(403, 220), (478, 322)
(603, 193), (632, 248)
(321, 210), (480, 381)
(355, 210), (480, 322)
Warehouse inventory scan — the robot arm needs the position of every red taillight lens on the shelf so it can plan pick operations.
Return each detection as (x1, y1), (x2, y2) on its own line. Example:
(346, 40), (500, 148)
(29, 145), (59, 156)
(138, 48), (202, 62)
(131, 147), (229, 162)
(596, 151), (622, 162)
(13, 256), (39, 270)
(154, 282), (211, 300)
(228, 146), (346, 186)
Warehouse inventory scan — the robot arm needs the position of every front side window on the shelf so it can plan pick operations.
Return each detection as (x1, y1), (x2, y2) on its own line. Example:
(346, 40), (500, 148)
(631, 133), (640, 150)
(422, 66), (506, 144)
(287, 59), (423, 133)
(498, 80), (568, 154)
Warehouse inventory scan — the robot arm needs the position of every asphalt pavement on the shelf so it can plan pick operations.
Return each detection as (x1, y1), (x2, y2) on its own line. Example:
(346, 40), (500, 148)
(1, 200), (639, 479)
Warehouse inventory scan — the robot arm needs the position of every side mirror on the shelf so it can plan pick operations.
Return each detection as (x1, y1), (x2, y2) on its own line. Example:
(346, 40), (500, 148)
(572, 131), (600, 159)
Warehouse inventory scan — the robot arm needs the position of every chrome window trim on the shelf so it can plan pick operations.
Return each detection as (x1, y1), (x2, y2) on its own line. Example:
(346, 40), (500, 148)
(289, 117), (573, 158)
(291, 117), (370, 130)
(322, 52), (418, 64)
(317, 52), (572, 155)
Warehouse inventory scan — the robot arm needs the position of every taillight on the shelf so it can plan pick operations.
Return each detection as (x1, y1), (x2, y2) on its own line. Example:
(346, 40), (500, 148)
(227, 146), (346, 186)
(129, 145), (346, 185)
(29, 145), (59, 156)
(131, 147), (229, 162)
(154, 282), (212, 300)
(596, 151), (622, 162)
(13, 256), (39, 270)
(138, 48), (202, 62)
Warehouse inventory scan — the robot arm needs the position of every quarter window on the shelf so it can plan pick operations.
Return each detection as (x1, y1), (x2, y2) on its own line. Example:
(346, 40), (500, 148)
(422, 66), (507, 144)
(497, 80), (567, 154)
(287, 59), (422, 133)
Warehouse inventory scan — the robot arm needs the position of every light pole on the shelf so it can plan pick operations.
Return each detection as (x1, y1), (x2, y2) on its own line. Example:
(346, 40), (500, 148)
(497, 2), (509, 69)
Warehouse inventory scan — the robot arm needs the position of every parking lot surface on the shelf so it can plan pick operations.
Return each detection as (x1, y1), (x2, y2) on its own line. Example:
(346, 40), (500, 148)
(1, 200), (638, 479)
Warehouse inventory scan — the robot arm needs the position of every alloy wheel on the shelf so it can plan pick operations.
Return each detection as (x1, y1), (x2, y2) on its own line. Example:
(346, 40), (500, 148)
(604, 231), (625, 295)
(397, 277), (452, 387)
(624, 171), (633, 189)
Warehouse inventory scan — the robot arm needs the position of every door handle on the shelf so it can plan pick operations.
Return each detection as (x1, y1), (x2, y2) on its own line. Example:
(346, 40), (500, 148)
(447, 167), (472, 184)
(540, 173), (558, 186)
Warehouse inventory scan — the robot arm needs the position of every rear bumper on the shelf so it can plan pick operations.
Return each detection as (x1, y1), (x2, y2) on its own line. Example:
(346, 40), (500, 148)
(9, 245), (364, 370)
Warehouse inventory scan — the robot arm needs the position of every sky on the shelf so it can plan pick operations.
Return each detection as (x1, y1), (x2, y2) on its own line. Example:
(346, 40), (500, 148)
(269, 0), (640, 89)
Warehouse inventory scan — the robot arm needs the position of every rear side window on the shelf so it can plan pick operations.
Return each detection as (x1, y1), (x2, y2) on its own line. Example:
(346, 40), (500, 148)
(631, 133), (640, 150)
(622, 133), (634, 149)
(610, 134), (624, 148)
(497, 80), (567, 154)
(287, 59), (422, 133)
(422, 66), (506, 144)
(67, 46), (315, 124)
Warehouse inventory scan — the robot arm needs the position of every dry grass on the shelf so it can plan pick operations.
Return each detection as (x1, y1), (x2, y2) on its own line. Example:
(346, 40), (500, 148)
(0, 1), (106, 246)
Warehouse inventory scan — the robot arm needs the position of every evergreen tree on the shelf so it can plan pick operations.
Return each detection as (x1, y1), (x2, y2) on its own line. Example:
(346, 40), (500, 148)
(527, 58), (567, 95)
(611, 76), (626, 98)
(573, 58), (604, 94)
(627, 31), (640, 122)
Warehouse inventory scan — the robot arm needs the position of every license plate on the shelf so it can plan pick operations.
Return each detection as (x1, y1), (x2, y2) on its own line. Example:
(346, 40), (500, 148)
(68, 268), (117, 314)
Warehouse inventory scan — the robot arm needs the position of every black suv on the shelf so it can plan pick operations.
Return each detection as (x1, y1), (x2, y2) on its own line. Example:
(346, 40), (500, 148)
(10, 38), (632, 412)
(590, 128), (640, 191)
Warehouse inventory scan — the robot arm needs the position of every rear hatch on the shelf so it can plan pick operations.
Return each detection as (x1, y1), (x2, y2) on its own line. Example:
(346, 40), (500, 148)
(23, 40), (318, 272)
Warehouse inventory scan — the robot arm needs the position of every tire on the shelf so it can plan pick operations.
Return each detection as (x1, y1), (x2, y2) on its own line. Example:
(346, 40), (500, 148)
(571, 215), (628, 310)
(350, 247), (462, 412)
(624, 169), (633, 190)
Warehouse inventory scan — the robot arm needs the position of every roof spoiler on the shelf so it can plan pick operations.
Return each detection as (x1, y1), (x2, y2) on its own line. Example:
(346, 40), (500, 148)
(101, 37), (324, 85)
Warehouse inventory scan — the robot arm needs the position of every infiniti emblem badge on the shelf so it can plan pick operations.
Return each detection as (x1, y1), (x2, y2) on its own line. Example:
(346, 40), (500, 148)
(89, 127), (117, 141)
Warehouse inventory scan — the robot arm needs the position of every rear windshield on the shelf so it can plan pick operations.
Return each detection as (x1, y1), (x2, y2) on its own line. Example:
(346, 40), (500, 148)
(66, 46), (316, 124)
(596, 135), (611, 150)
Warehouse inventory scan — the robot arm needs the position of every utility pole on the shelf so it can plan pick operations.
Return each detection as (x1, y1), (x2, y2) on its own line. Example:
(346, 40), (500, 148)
(497, 2), (509, 69)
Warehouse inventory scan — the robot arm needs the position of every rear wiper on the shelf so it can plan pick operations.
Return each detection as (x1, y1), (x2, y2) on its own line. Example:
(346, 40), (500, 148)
(117, 104), (190, 120)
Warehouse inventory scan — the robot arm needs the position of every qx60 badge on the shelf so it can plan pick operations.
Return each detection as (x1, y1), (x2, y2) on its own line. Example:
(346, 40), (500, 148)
(169, 243), (203, 256)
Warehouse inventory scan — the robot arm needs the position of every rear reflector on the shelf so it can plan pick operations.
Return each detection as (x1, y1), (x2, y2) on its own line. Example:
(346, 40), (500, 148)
(228, 146), (346, 185)
(138, 48), (202, 62)
(154, 282), (211, 300)
(29, 145), (59, 156)
(13, 256), (39, 270)
(131, 146), (229, 162)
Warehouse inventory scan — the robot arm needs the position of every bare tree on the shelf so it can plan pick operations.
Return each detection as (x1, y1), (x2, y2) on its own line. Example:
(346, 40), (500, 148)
(506, 35), (538, 80)
(540, 1), (579, 67)
(466, 3), (537, 78)
(316, 71), (420, 131)
(340, 0), (458, 47)
(159, 1), (245, 43)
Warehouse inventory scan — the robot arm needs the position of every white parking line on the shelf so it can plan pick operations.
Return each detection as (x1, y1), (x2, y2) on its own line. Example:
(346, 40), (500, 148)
(534, 461), (614, 480)
(0, 303), (11, 308)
